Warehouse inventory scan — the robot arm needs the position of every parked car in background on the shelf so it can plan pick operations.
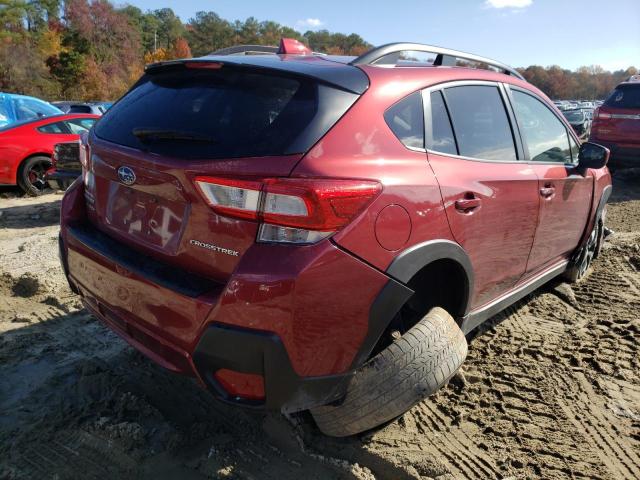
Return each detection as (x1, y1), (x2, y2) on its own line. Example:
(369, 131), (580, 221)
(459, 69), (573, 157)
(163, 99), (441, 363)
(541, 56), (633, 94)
(91, 101), (113, 112)
(51, 101), (108, 115)
(46, 141), (82, 190)
(562, 108), (592, 139)
(0, 114), (98, 195)
(0, 93), (62, 128)
(59, 38), (611, 437)
(590, 79), (640, 170)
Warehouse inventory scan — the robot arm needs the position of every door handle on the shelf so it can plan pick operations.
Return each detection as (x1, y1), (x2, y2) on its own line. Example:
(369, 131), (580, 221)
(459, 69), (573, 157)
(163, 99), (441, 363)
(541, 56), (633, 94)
(455, 197), (481, 212)
(540, 186), (555, 198)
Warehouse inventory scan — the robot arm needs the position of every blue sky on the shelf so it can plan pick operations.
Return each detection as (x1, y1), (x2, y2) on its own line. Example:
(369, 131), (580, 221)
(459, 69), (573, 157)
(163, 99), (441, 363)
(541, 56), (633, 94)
(124, 0), (639, 71)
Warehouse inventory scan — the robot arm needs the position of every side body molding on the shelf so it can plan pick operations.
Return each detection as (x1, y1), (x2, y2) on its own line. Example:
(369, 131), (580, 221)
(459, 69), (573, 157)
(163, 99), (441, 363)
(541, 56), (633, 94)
(386, 239), (475, 316)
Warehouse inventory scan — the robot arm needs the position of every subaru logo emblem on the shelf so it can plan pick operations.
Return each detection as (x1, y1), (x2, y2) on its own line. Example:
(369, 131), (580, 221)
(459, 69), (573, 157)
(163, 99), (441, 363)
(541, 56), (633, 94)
(117, 166), (136, 185)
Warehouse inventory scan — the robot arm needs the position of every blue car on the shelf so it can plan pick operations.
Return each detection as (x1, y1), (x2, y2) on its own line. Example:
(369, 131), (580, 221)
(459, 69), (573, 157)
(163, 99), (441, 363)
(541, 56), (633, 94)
(0, 93), (63, 128)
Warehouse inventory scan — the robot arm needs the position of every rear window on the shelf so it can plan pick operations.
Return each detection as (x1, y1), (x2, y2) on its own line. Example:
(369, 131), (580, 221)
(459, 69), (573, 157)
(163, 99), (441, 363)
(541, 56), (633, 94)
(444, 85), (517, 161)
(94, 66), (357, 159)
(604, 85), (640, 109)
(69, 105), (93, 114)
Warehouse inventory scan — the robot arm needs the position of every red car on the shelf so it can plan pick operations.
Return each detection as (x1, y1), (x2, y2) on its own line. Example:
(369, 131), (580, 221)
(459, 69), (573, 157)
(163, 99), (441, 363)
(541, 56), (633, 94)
(0, 113), (98, 195)
(590, 78), (640, 170)
(59, 39), (611, 437)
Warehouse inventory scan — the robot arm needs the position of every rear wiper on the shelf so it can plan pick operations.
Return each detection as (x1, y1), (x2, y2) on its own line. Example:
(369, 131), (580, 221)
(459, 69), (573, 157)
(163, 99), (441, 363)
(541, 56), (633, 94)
(132, 128), (218, 143)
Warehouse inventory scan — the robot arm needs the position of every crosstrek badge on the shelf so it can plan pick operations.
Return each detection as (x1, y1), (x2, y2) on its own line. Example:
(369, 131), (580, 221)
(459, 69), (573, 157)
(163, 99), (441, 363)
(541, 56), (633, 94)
(189, 239), (239, 256)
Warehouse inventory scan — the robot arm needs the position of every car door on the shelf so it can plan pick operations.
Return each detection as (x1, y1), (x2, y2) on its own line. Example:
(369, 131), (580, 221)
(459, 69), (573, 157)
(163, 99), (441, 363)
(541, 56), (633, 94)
(507, 87), (593, 275)
(424, 83), (540, 309)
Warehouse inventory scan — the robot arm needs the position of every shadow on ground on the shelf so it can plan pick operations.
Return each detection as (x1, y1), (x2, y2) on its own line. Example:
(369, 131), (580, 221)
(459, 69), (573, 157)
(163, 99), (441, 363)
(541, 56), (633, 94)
(0, 198), (61, 229)
(0, 309), (417, 480)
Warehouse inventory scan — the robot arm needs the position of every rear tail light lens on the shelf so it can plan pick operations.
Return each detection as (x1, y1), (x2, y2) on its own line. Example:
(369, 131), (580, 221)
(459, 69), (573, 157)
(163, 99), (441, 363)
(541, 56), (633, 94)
(80, 139), (95, 207)
(257, 224), (332, 244)
(194, 176), (382, 244)
(195, 177), (262, 220)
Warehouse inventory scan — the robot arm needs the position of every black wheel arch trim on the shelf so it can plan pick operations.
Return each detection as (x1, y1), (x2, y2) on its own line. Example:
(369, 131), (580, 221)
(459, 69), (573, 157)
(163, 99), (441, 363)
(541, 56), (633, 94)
(386, 239), (474, 316)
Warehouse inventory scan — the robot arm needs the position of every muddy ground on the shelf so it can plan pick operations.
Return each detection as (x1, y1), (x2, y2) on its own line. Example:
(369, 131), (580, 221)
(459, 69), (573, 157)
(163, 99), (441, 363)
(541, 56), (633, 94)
(0, 173), (639, 480)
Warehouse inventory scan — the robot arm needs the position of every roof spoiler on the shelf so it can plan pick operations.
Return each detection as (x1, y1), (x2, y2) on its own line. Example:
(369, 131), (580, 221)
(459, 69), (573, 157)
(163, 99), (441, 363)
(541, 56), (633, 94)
(350, 42), (525, 81)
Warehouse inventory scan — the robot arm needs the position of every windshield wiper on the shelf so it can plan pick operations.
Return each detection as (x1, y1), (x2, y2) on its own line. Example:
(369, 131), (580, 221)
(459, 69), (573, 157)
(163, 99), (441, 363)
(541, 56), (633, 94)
(132, 128), (218, 143)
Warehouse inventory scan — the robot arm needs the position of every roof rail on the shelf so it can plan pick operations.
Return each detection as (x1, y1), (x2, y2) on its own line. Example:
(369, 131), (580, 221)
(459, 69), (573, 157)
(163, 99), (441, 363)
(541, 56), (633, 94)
(350, 42), (525, 81)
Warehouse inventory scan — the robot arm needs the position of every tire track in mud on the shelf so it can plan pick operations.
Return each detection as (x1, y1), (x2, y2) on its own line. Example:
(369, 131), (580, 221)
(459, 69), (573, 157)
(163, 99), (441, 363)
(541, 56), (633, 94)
(553, 373), (640, 480)
(368, 238), (639, 479)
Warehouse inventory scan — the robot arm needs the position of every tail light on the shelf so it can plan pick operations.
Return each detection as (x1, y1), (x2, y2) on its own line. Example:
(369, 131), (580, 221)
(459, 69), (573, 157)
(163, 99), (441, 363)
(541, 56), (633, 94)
(79, 135), (95, 207)
(194, 177), (382, 245)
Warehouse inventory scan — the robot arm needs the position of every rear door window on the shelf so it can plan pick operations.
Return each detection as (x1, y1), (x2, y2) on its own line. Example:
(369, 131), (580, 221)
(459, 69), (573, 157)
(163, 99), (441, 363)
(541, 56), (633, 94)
(426, 91), (457, 155)
(443, 85), (517, 161)
(511, 90), (572, 163)
(604, 84), (640, 109)
(384, 91), (424, 149)
(94, 67), (357, 160)
(38, 121), (69, 134)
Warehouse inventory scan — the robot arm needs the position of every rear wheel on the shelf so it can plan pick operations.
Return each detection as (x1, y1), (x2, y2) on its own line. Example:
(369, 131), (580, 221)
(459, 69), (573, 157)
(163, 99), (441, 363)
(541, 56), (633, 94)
(311, 307), (467, 437)
(17, 156), (51, 196)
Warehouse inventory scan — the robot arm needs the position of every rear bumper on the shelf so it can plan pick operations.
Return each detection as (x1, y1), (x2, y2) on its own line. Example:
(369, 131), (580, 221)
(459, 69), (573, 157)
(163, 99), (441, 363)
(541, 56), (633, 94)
(59, 180), (409, 411)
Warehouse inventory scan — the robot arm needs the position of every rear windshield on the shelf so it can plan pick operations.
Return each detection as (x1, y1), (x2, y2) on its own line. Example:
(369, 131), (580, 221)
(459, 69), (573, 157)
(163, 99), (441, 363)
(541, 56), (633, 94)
(94, 66), (357, 159)
(604, 84), (640, 109)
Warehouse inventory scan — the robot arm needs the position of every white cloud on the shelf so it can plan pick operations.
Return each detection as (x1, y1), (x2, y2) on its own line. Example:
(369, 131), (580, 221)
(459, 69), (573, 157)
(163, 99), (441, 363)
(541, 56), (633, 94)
(296, 18), (324, 30)
(484, 0), (532, 8)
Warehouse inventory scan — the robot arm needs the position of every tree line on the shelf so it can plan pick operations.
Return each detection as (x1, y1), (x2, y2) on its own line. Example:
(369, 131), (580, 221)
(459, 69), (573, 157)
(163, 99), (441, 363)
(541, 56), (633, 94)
(0, 0), (636, 102)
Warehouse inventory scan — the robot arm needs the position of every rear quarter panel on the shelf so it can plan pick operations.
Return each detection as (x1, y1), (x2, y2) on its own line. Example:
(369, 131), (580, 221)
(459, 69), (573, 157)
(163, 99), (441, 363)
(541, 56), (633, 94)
(292, 67), (460, 272)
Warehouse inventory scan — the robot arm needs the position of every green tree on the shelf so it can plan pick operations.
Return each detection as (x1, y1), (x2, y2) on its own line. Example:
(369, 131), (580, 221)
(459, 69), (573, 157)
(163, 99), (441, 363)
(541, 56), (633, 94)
(186, 11), (233, 56)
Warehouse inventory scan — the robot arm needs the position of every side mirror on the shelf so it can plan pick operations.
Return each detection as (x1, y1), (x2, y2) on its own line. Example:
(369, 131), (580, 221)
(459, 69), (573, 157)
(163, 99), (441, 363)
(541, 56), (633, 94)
(578, 142), (609, 170)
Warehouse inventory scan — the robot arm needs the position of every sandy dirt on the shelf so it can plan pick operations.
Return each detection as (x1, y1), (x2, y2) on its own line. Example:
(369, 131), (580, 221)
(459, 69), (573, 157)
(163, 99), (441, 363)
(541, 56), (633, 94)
(0, 173), (639, 480)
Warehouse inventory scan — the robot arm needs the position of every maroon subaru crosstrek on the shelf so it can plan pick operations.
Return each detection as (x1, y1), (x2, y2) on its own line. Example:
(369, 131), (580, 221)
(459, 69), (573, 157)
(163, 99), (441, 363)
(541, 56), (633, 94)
(59, 39), (612, 436)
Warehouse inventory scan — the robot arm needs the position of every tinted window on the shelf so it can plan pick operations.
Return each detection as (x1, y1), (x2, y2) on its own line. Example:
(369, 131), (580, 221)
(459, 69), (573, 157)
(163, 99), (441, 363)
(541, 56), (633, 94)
(384, 91), (424, 149)
(444, 86), (516, 160)
(604, 84), (640, 109)
(512, 90), (571, 163)
(38, 121), (68, 134)
(95, 68), (356, 159)
(427, 91), (457, 155)
(65, 118), (96, 134)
